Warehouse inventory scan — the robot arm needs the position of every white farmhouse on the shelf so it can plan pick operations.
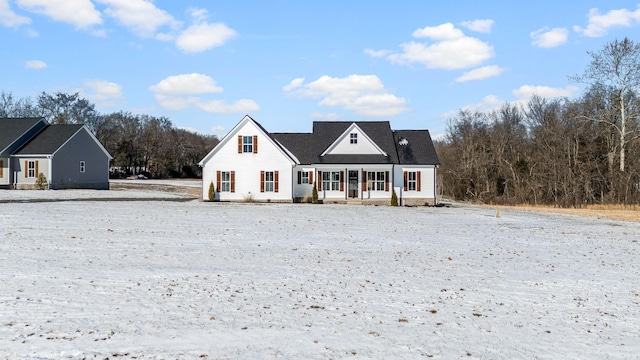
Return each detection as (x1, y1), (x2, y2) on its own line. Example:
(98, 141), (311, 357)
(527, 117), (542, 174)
(199, 115), (440, 205)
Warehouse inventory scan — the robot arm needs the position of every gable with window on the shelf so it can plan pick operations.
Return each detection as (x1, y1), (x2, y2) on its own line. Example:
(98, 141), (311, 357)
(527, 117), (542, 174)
(238, 135), (258, 154)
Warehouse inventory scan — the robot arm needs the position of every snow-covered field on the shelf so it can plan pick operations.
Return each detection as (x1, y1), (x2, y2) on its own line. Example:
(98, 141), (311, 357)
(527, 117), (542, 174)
(1, 189), (639, 359)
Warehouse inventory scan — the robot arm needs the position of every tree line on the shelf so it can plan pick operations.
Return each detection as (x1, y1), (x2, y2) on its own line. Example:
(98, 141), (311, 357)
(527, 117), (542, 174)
(0, 91), (219, 178)
(436, 38), (640, 207)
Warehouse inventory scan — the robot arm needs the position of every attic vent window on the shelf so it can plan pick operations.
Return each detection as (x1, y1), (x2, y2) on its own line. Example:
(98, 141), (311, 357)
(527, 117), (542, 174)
(398, 138), (409, 146)
(350, 133), (357, 144)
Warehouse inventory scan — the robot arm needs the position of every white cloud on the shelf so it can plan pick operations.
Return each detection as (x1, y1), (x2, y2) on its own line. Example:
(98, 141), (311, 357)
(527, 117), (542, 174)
(455, 65), (505, 82)
(0, 0), (31, 27)
(282, 78), (305, 92)
(460, 19), (494, 33)
(16, 0), (101, 29)
(209, 125), (227, 137)
(574, 5), (640, 37)
(531, 27), (568, 48)
(363, 48), (390, 58)
(25, 59), (46, 69)
(388, 37), (494, 70)
(412, 22), (464, 40)
(79, 79), (125, 108)
(176, 22), (237, 53)
(463, 94), (505, 113)
(149, 73), (223, 96)
(149, 73), (258, 114)
(187, 7), (208, 23)
(513, 85), (579, 100)
(96, 0), (179, 38)
(370, 23), (494, 70)
(284, 74), (409, 117)
(197, 99), (259, 113)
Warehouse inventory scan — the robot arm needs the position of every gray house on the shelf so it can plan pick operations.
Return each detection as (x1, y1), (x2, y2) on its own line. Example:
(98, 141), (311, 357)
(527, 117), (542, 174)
(1, 117), (112, 190)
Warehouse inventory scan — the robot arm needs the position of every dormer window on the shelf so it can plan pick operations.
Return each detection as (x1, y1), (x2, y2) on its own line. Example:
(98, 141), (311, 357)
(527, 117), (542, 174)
(350, 133), (357, 144)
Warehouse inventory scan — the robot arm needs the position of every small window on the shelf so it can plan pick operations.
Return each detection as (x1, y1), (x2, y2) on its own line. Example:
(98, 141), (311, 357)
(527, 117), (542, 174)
(264, 171), (274, 192)
(242, 136), (253, 153)
(80, 161), (86, 173)
(407, 171), (417, 191)
(301, 171), (309, 184)
(220, 171), (231, 192)
(27, 161), (36, 178)
(350, 133), (358, 144)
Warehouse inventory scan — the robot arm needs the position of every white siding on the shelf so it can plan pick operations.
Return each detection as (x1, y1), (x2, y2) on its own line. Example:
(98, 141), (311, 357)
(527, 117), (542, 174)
(201, 120), (293, 202)
(394, 165), (437, 200)
(325, 127), (383, 155)
(292, 166), (315, 199)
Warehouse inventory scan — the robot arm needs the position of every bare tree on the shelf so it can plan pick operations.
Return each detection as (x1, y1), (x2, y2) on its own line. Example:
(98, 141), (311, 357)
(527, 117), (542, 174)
(571, 37), (640, 172)
(0, 91), (39, 117)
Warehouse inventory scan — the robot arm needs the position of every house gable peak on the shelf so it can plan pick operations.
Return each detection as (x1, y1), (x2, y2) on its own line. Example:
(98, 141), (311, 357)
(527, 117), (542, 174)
(320, 122), (387, 157)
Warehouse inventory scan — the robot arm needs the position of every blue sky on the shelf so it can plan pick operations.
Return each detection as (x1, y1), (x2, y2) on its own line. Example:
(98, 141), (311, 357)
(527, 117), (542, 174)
(2, 1), (640, 139)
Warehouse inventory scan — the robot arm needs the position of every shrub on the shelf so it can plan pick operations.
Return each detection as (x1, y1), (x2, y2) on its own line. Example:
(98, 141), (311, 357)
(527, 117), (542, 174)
(312, 183), (318, 204)
(208, 181), (215, 201)
(243, 193), (254, 202)
(35, 172), (48, 190)
(302, 193), (312, 203)
(391, 188), (399, 206)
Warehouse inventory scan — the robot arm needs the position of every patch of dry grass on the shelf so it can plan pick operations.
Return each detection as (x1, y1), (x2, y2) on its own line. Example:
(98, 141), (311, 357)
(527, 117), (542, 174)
(488, 204), (640, 223)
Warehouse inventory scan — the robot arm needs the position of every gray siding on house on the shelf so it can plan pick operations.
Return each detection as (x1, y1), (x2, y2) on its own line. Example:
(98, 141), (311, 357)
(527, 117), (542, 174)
(51, 128), (110, 189)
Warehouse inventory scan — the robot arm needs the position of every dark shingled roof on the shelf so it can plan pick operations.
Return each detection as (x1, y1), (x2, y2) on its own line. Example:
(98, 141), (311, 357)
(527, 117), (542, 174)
(0, 117), (45, 153)
(393, 130), (441, 165)
(271, 132), (314, 163)
(272, 121), (439, 166)
(14, 124), (83, 155)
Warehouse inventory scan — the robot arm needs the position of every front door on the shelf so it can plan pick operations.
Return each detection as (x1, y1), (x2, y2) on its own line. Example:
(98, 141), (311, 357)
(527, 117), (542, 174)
(348, 170), (358, 198)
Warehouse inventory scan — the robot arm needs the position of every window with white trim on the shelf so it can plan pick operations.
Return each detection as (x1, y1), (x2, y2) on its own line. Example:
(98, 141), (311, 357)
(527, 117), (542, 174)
(80, 161), (86, 173)
(264, 171), (274, 192)
(301, 171), (309, 184)
(367, 171), (385, 191)
(220, 171), (231, 192)
(407, 171), (417, 191)
(322, 171), (340, 191)
(28, 161), (36, 178)
(242, 136), (253, 153)
(350, 133), (357, 144)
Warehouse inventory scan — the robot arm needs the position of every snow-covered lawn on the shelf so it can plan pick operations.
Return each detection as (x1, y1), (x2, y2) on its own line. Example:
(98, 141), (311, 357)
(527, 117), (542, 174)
(1, 190), (639, 359)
